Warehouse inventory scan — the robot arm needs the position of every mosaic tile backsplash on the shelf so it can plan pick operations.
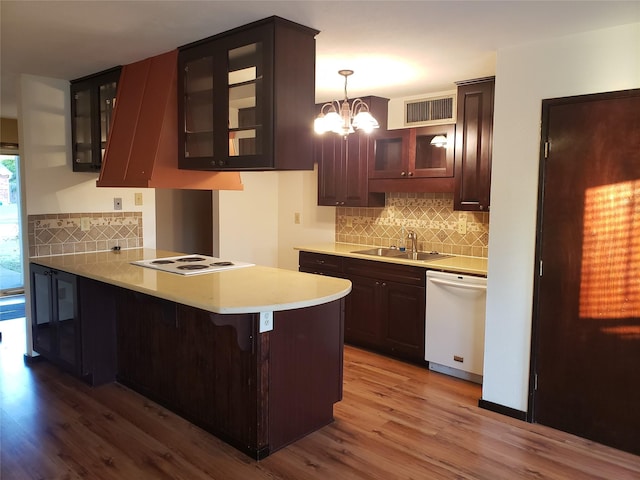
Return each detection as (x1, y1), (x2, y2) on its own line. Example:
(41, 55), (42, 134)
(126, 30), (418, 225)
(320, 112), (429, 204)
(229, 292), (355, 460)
(336, 192), (489, 258)
(28, 212), (143, 257)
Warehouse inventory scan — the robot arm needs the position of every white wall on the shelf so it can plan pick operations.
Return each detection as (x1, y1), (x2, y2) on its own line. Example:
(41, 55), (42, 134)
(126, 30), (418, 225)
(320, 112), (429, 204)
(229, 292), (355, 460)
(218, 166), (334, 270)
(18, 74), (156, 241)
(483, 23), (640, 411)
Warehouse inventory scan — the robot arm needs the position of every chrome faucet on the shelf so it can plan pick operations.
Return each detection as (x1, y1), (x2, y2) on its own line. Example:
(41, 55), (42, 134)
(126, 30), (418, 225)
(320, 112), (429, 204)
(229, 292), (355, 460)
(407, 230), (418, 254)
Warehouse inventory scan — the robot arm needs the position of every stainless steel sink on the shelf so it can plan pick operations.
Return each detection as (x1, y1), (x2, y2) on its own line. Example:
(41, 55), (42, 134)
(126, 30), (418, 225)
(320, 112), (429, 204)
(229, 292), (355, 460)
(352, 247), (406, 257)
(352, 248), (452, 261)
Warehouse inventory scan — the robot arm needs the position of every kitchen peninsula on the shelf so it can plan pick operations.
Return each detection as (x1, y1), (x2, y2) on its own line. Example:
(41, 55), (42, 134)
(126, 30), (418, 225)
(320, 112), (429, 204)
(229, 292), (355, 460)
(29, 248), (351, 459)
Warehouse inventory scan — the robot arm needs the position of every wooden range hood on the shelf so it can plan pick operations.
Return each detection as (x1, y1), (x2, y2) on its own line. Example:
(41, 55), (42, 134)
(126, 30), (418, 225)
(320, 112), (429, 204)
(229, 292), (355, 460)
(97, 49), (243, 190)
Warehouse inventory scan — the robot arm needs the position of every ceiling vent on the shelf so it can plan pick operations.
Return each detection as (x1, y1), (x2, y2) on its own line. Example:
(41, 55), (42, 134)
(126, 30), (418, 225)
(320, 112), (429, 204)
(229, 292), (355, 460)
(404, 93), (456, 127)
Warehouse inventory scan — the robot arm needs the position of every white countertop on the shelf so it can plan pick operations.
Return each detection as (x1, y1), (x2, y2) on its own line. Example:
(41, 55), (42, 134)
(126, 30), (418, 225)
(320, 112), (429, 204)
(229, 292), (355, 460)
(30, 248), (352, 314)
(295, 243), (488, 276)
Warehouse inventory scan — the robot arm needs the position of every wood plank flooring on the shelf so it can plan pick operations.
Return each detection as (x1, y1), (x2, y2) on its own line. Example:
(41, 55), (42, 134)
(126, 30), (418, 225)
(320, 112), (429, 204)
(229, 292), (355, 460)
(1, 317), (639, 479)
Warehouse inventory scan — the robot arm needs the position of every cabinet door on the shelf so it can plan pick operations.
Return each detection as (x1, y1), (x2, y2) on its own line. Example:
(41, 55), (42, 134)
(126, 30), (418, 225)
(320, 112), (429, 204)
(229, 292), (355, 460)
(31, 264), (55, 357)
(317, 133), (346, 205)
(344, 274), (383, 348)
(52, 271), (80, 371)
(370, 129), (411, 179)
(71, 68), (120, 172)
(412, 124), (455, 178)
(454, 78), (494, 211)
(382, 281), (426, 362)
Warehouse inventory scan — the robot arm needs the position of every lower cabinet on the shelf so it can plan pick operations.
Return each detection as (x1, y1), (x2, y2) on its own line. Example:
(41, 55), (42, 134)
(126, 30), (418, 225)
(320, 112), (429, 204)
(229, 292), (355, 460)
(299, 251), (426, 364)
(30, 263), (116, 385)
(115, 286), (344, 459)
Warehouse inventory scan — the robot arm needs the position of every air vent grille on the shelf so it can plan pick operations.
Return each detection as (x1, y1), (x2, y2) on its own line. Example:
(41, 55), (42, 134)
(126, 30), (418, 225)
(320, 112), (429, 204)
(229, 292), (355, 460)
(405, 95), (456, 126)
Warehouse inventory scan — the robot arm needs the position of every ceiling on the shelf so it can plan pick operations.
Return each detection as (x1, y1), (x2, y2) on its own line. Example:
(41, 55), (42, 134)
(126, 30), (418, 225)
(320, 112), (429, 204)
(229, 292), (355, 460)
(1, 1), (639, 118)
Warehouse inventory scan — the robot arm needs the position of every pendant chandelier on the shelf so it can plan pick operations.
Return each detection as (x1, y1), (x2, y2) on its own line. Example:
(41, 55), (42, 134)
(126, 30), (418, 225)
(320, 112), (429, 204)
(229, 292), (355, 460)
(314, 70), (379, 136)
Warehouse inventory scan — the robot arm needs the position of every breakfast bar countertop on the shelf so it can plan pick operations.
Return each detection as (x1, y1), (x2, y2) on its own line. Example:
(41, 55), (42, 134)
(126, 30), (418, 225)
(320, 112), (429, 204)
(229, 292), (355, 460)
(30, 248), (352, 314)
(295, 242), (488, 276)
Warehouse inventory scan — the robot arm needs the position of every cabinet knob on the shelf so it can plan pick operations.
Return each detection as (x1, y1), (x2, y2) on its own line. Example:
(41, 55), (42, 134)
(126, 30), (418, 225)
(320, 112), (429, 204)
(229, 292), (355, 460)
(408, 172), (414, 177)
(401, 171), (406, 176)
(479, 205), (484, 210)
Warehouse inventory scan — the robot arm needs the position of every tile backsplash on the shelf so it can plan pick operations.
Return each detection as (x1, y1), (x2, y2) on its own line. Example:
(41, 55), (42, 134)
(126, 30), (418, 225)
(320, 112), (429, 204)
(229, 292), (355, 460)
(336, 192), (489, 258)
(28, 212), (143, 257)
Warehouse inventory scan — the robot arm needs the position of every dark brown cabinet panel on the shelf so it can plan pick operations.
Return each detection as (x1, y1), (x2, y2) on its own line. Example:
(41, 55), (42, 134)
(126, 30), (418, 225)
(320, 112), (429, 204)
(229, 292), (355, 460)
(70, 67), (121, 172)
(316, 96), (388, 206)
(382, 281), (425, 360)
(369, 124), (455, 193)
(115, 286), (343, 459)
(299, 252), (426, 364)
(178, 16), (318, 171)
(345, 274), (383, 348)
(454, 77), (495, 211)
(30, 264), (116, 385)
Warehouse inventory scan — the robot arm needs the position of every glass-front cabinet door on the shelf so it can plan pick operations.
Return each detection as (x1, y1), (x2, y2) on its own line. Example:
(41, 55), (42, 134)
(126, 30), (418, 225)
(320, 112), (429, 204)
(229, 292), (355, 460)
(53, 271), (79, 369)
(179, 24), (272, 170)
(71, 67), (121, 172)
(412, 124), (455, 178)
(30, 265), (80, 374)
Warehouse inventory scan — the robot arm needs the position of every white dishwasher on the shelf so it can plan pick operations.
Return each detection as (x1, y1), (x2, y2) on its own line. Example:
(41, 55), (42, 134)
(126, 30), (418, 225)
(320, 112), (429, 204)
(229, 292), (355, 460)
(425, 270), (487, 384)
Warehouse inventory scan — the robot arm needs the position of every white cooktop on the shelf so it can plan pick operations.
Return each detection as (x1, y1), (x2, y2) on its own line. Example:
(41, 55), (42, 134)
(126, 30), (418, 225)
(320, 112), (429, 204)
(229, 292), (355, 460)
(132, 254), (254, 276)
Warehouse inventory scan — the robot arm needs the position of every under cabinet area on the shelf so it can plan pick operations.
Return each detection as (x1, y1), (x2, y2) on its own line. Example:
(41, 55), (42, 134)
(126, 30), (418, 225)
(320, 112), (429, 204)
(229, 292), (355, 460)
(299, 251), (426, 364)
(178, 16), (318, 171)
(70, 67), (121, 172)
(315, 96), (388, 207)
(30, 264), (116, 385)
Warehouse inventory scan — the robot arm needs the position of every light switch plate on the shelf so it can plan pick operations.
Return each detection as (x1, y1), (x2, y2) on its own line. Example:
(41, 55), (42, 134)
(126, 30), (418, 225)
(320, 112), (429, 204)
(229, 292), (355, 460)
(134, 192), (143, 206)
(80, 217), (91, 231)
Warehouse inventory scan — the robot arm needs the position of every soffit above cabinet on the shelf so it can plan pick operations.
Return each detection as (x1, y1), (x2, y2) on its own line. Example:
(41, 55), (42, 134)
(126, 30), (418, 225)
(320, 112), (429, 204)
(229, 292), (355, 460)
(97, 49), (243, 190)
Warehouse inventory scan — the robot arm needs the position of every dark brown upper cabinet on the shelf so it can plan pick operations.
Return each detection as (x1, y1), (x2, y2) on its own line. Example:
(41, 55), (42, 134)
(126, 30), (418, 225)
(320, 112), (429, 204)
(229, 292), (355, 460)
(368, 124), (455, 193)
(316, 96), (388, 207)
(177, 16), (319, 171)
(70, 67), (121, 172)
(454, 77), (495, 211)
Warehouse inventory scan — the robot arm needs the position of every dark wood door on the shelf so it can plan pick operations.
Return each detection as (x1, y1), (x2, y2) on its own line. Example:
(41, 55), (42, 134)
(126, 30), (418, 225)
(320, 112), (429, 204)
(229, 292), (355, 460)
(533, 89), (640, 455)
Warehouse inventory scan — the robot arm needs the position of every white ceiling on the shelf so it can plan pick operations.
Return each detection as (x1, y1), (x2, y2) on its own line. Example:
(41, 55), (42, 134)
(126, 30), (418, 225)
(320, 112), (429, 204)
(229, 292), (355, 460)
(1, 1), (639, 118)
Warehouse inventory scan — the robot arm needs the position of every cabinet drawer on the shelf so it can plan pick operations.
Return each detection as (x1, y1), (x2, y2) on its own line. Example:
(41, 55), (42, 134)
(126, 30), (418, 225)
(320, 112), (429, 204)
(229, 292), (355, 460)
(344, 257), (425, 286)
(299, 252), (344, 275)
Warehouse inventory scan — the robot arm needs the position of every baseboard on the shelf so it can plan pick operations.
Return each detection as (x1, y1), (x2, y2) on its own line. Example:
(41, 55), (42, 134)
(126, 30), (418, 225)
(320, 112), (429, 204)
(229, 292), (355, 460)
(478, 399), (527, 421)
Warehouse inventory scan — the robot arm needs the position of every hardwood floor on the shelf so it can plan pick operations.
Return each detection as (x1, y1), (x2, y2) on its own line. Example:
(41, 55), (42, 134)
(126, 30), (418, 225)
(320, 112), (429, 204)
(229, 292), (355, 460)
(1, 317), (639, 479)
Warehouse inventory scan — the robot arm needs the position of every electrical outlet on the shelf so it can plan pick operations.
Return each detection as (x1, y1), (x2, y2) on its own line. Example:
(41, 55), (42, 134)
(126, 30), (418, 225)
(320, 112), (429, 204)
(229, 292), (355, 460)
(80, 217), (91, 231)
(457, 214), (467, 234)
(259, 311), (274, 333)
(294, 212), (301, 224)
(114, 197), (122, 210)
(134, 192), (143, 206)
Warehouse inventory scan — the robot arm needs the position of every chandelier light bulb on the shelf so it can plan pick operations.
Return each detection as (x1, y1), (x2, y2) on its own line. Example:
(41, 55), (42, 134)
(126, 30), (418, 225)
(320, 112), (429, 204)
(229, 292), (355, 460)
(315, 70), (379, 136)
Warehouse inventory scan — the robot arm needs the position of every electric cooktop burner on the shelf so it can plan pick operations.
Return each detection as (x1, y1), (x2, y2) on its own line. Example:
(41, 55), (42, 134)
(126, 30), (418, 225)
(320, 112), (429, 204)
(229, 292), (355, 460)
(175, 256), (206, 262)
(177, 264), (209, 271)
(132, 255), (254, 275)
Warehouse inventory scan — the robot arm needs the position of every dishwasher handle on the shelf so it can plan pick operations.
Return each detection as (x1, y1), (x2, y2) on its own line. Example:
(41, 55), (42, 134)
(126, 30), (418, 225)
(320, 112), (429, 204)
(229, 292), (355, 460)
(428, 277), (487, 291)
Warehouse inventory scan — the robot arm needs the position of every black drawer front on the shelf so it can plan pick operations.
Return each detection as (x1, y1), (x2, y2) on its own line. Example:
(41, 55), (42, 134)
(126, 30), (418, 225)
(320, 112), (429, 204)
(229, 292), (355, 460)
(299, 252), (344, 275)
(344, 257), (426, 286)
